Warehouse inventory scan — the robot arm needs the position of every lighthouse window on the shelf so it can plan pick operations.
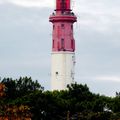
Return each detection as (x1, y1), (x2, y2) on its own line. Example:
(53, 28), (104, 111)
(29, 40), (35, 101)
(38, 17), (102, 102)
(71, 25), (73, 30)
(61, 0), (66, 11)
(53, 25), (55, 30)
(61, 24), (64, 28)
(61, 38), (64, 49)
(53, 40), (55, 48)
(56, 72), (58, 75)
(71, 39), (73, 49)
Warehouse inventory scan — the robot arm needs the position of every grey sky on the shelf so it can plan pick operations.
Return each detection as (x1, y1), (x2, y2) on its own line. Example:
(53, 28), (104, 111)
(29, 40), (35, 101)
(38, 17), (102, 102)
(0, 0), (120, 96)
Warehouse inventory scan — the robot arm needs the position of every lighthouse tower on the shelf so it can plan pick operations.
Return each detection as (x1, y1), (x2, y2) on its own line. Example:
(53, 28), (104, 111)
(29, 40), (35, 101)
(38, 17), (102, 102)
(49, 0), (77, 90)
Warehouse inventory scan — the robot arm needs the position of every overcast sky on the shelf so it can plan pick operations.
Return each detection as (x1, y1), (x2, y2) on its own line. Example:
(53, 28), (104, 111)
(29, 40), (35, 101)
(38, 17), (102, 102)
(0, 0), (120, 96)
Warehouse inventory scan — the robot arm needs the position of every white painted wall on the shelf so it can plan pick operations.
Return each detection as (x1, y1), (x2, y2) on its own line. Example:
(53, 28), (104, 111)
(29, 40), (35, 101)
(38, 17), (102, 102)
(51, 51), (75, 90)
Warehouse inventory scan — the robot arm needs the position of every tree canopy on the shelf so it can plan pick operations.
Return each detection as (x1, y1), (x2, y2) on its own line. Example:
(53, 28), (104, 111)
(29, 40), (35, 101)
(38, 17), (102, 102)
(0, 77), (120, 120)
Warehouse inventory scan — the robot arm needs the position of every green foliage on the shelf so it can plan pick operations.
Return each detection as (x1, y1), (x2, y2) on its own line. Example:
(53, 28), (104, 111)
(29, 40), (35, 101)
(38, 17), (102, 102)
(1, 77), (43, 99)
(1, 77), (120, 120)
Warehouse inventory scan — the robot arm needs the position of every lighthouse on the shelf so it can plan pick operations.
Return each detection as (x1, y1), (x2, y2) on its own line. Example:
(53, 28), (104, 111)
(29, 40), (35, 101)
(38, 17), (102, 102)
(49, 0), (77, 90)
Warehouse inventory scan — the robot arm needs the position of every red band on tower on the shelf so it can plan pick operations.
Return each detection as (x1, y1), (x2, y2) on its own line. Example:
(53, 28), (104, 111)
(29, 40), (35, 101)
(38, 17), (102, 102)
(50, 0), (77, 52)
